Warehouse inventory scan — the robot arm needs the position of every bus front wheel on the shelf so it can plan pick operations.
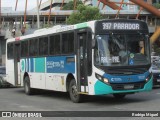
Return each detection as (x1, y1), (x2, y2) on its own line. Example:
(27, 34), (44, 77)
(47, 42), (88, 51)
(24, 76), (33, 95)
(69, 79), (82, 103)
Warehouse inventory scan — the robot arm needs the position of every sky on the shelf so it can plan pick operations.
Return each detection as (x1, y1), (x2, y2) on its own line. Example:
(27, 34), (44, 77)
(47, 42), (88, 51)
(2, 0), (48, 11)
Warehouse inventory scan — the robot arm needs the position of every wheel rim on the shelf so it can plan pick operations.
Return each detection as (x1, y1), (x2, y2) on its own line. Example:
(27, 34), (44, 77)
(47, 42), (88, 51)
(71, 85), (78, 98)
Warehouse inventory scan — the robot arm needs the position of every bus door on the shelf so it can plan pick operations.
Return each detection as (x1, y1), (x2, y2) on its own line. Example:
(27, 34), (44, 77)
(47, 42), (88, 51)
(14, 43), (21, 86)
(77, 30), (92, 93)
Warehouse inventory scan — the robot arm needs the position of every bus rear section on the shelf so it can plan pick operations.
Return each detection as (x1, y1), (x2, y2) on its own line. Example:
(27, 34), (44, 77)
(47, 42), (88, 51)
(6, 40), (21, 86)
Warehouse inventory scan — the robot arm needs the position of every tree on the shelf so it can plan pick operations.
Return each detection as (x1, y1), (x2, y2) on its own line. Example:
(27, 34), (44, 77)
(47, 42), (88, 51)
(153, 3), (160, 9)
(62, 0), (83, 10)
(66, 4), (104, 24)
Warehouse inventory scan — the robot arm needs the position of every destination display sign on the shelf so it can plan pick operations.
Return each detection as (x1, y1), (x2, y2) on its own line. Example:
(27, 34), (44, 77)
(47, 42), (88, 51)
(95, 19), (148, 34)
(102, 22), (140, 30)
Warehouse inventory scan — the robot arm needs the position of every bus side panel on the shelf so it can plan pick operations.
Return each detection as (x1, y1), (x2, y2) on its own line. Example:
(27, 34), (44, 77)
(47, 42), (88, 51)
(45, 73), (56, 90)
(20, 58), (46, 89)
(45, 56), (76, 92)
(17, 62), (21, 85)
(28, 73), (45, 89)
(45, 73), (68, 92)
(31, 58), (45, 89)
(20, 72), (24, 87)
(20, 72), (46, 89)
(6, 59), (15, 85)
(20, 56), (76, 92)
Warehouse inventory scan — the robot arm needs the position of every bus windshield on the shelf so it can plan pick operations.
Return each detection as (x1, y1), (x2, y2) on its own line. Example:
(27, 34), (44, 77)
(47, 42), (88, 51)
(94, 33), (150, 66)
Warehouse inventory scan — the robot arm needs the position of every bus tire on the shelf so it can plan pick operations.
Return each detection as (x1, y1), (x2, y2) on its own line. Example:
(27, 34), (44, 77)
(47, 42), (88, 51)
(113, 94), (126, 99)
(24, 76), (33, 95)
(69, 79), (82, 103)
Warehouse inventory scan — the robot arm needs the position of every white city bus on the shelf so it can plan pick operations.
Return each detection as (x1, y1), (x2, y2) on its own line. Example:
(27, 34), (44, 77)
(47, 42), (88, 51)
(6, 19), (152, 102)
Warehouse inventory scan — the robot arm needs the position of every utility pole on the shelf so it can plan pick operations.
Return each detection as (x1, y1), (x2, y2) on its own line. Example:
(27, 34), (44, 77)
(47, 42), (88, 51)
(74, 0), (77, 10)
(15, 0), (18, 11)
(48, 0), (53, 25)
(37, 0), (40, 29)
(24, 0), (28, 28)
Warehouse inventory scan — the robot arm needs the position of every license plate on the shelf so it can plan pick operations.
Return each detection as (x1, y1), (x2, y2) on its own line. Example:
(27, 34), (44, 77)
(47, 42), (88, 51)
(124, 85), (134, 89)
(157, 79), (160, 82)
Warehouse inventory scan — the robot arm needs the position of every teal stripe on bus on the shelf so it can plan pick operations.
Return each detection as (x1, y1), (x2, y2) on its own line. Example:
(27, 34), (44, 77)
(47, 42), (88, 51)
(35, 58), (45, 73)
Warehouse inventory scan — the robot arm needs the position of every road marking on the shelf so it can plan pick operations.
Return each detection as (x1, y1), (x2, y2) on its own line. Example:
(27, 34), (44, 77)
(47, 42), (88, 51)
(156, 93), (160, 95)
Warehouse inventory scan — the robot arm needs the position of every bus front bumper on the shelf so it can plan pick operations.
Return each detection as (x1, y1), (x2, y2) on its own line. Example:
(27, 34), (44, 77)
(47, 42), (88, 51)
(94, 78), (153, 95)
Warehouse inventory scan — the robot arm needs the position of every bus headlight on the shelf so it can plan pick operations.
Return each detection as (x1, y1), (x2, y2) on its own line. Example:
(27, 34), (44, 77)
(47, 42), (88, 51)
(103, 78), (109, 84)
(145, 73), (152, 82)
(95, 73), (109, 84)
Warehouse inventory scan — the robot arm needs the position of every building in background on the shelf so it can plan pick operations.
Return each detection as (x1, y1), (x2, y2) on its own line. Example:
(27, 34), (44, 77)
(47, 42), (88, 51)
(83, 0), (156, 10)
(31, 0), (72, 11)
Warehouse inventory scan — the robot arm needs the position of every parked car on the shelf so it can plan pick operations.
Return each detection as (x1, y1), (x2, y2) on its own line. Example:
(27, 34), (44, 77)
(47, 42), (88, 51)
(0, 66), (11, 87)
(150, 58), (160, 86)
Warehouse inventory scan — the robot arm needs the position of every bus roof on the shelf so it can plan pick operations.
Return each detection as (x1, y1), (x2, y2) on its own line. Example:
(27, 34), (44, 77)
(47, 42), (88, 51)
(7, 20), (96, 43)
(7, 19), (148, 42)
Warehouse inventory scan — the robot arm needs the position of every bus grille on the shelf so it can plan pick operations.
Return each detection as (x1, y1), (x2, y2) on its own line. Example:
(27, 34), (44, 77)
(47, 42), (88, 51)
(105, 68), (147, 75)
(110, 81), (145, 90)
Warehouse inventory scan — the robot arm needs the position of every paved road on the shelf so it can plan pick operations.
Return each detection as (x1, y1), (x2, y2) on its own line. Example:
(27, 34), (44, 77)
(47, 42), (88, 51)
(0, 86), (160, 120)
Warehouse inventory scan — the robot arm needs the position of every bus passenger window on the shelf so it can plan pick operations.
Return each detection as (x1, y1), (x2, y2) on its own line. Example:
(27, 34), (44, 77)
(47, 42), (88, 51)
(29, 39), (39, 57)
(39, 37), (48, 56)
(49, 36), (55, 55)
(68, 32), (74, 53)
(62, 32), (74, 54)
(62, 33), (68, 54)
(21, 41), (28, 57)
(7, 43), (14, 59)
(54, 35), (61, 55)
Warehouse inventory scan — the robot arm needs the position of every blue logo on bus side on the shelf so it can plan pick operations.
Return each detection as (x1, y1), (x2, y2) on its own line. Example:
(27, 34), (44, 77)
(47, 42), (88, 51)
(46, 56), (75, 73)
